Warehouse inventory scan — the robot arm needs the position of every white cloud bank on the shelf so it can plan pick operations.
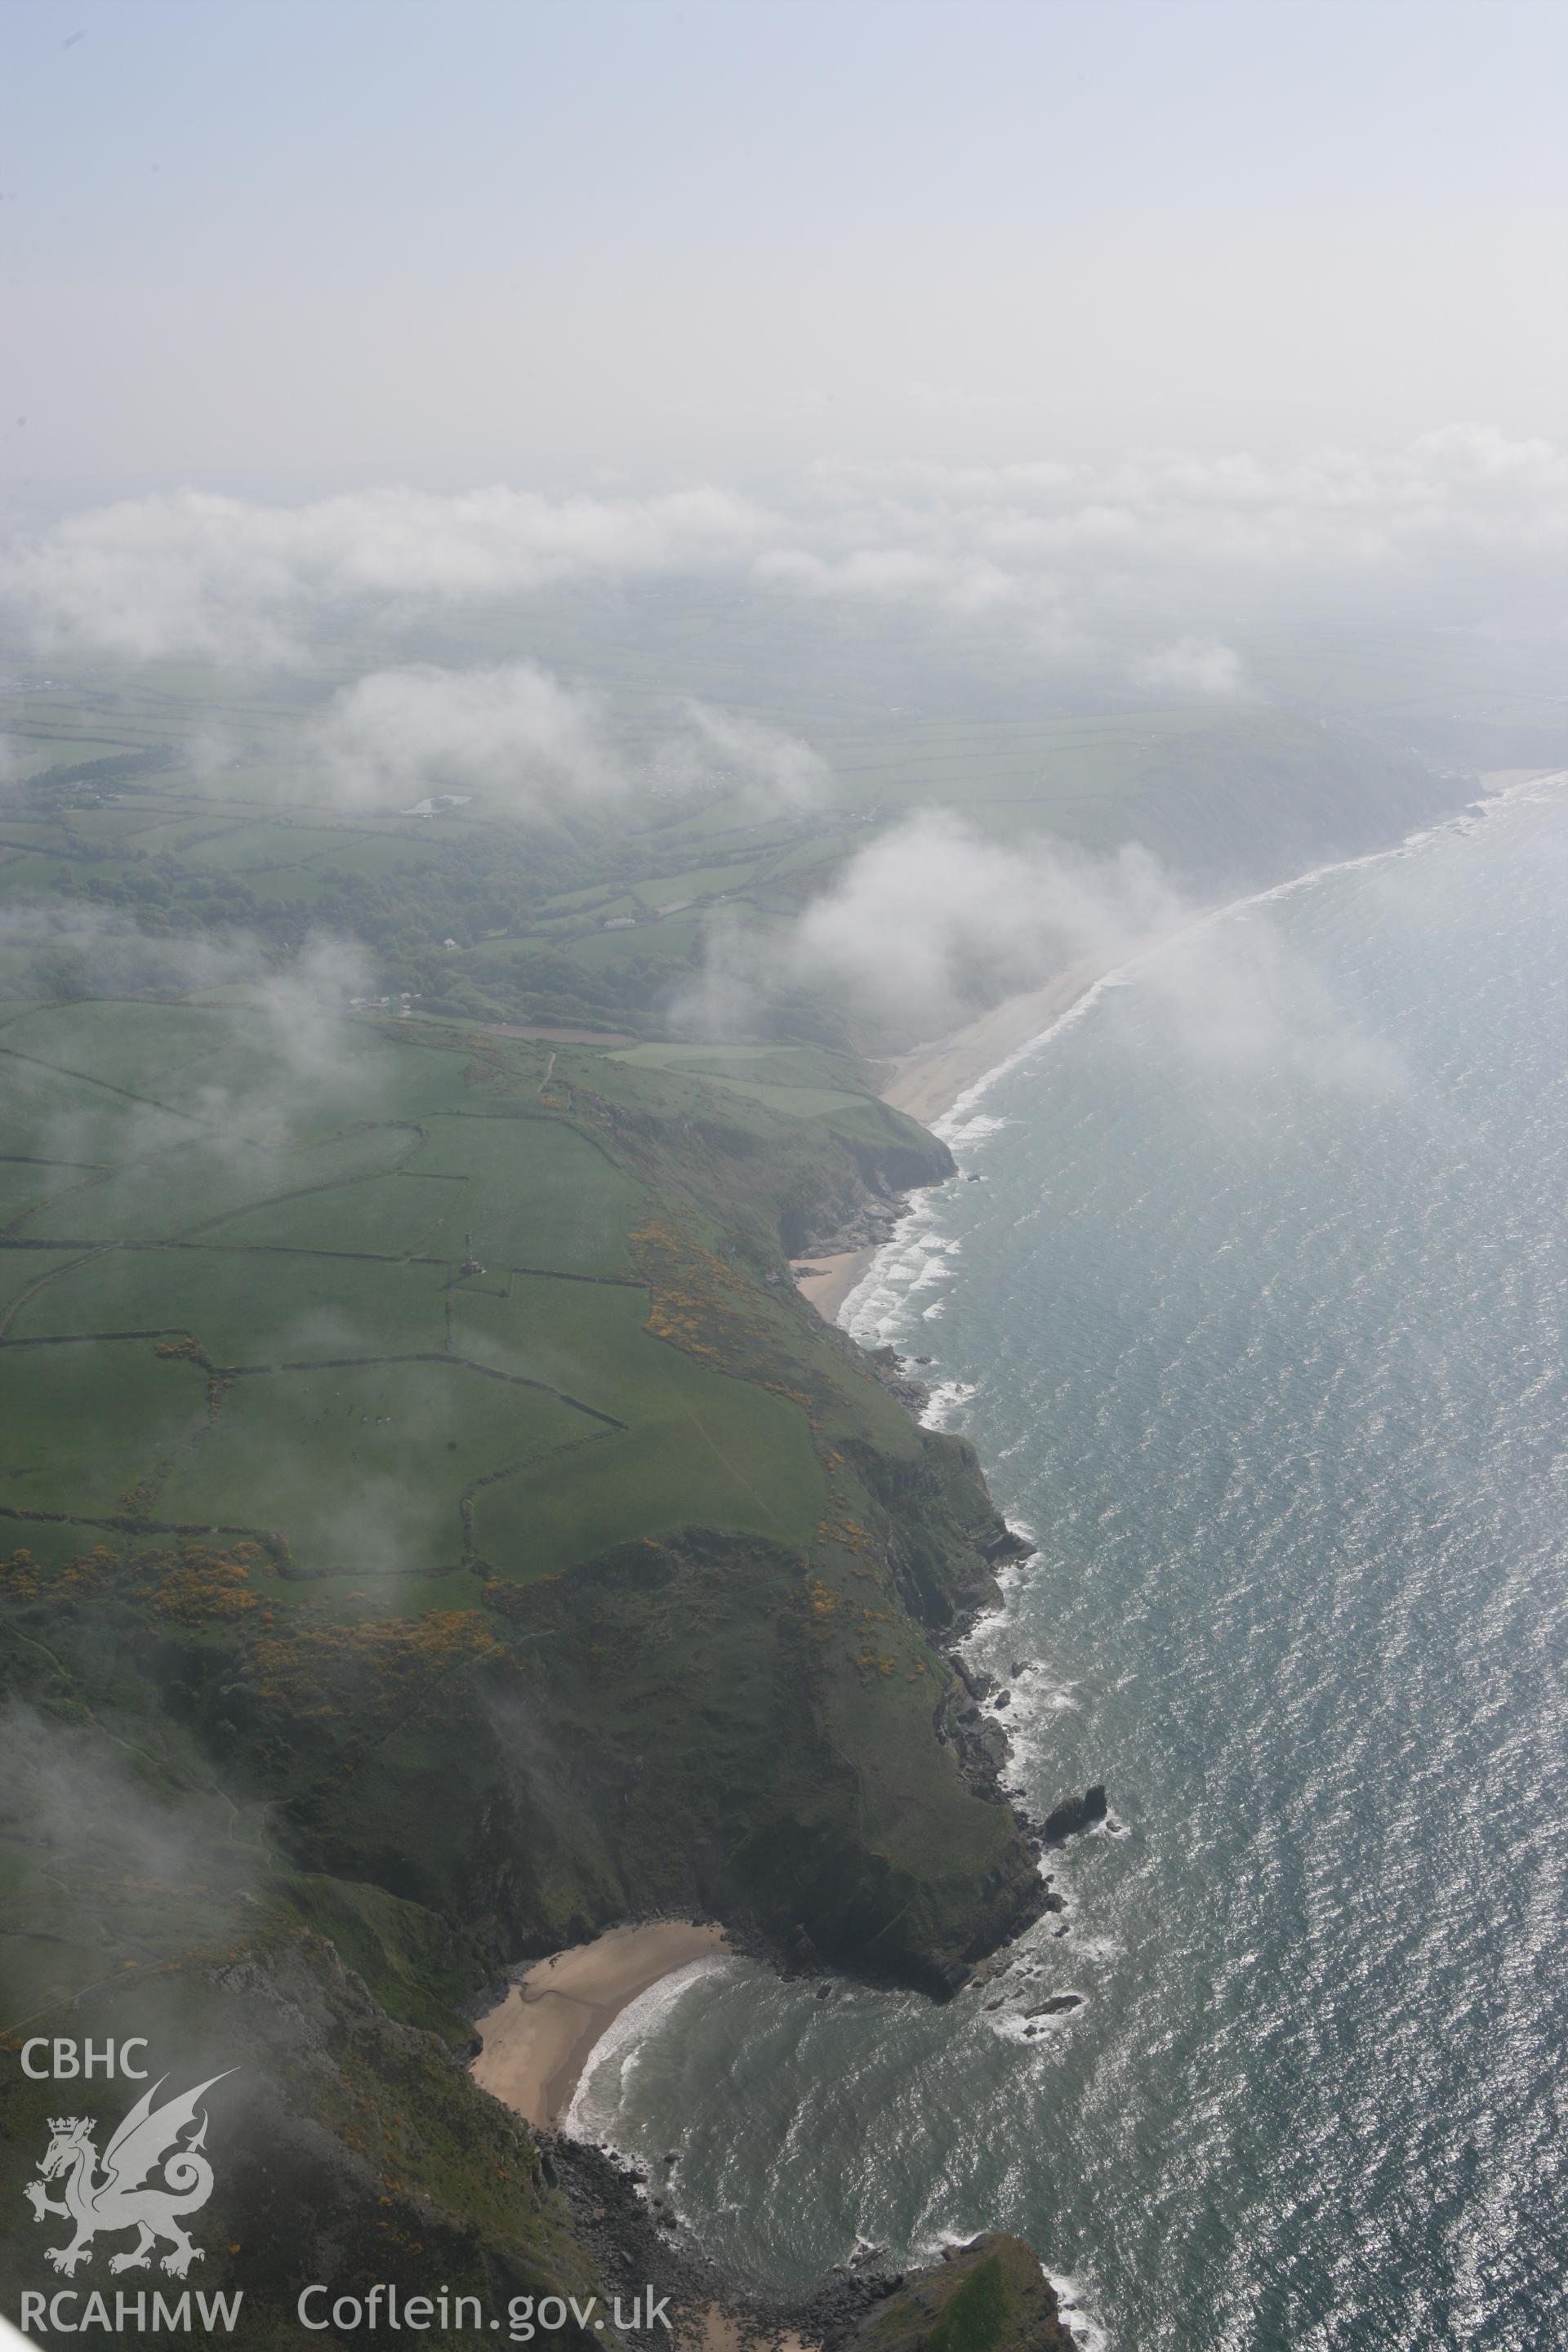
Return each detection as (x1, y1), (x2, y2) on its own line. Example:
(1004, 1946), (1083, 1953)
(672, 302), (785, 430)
(790, 812), (1186, 1031)
(2, 483), (769, 666)
(681, 808), (1413, 1103)
(786, 426), (1568, 581)
(311, 662), (827, 819)
(1134, 637), (1252, 698)
(677, 811), (1187, 1041)
(6, 428), (1566, 677)
(316, 663), (624, 810)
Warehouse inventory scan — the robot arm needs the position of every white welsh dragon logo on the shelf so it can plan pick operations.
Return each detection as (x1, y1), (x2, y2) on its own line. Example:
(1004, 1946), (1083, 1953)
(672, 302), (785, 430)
(23, 2073), (234, 2279)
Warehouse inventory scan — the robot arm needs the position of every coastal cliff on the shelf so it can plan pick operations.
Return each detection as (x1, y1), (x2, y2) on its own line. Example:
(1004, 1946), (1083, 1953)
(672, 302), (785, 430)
(0, 1029), (1054, 2343)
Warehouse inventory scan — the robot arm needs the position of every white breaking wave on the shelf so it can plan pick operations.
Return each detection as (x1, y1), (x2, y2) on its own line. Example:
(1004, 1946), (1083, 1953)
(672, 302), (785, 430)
(562, 1954), (741, 2139)
(1048, 2269), (1111, 2352)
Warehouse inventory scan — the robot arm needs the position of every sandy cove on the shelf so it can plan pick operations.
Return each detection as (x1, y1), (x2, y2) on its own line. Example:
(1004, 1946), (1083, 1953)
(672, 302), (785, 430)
(471, 1923), (805, 2350)
(472, 1921), (727, 2128)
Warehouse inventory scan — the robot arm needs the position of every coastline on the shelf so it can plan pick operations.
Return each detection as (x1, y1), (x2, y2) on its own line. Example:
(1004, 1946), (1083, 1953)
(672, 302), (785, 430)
(457, 767), (1568, 2352)
(879, 953), (1111, 1128)
(472, 766), (1568, 2336)
(471, 1921), (728, 2128)
(813, 764), (1568, 1314)
(473, 1925), (811, 2351)
(876, 769), (1567, 1138)
(791, 965), (1120, 1321)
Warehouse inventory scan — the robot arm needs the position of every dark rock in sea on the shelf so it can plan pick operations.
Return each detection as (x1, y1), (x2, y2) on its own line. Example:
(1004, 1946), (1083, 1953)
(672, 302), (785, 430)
(1054, 1923), (1071, 1938)
(1010, 1659), (1027, 1677)
(1027, 1993), (1084, 2017)
(817, 1980), (834, 1999)
(915, 1354), (933, 1365)
(994, 1690), (1011, 1708)
(1041, 1784), (1108, 1845)
(970, 1521), (1035, 1563)
(966, 1171), (985, 1181)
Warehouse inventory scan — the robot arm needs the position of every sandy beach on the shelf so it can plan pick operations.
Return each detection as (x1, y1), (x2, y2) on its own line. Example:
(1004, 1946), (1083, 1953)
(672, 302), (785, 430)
(783, 960), (1112, 1330)
(474, 1922), (805, 2350)
(791, 1245), (878, 1322)
(874, 775), (1568, 1134)
(880, 953), (1112, 1127)
(472, 1920), (727, 2128)
(804, 778), (1568, 1330)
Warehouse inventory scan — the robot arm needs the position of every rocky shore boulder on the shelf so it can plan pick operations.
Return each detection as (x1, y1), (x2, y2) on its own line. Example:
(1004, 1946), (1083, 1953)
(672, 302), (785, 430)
(1041, 1784), (1108, 1845)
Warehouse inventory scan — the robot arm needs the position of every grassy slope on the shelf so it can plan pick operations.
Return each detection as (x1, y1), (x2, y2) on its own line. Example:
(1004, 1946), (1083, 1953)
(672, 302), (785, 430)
(1, 991), (1041, 2341)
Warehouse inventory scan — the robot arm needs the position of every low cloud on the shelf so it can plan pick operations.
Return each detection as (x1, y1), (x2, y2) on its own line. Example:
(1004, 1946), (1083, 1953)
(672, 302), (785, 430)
(0, 910), (378, 1155)
(755, 545), (1020, 614)
(790, 426), (1568, 579)
(675, 701), (828, 811)
(675, 808), (1413, 1105)
(7, 427), (1566, 687)
(0, 1703), (225, 1899)
(314, 662), (625, 811)
(789, 813), (1187, 1034)
(755, 427), (1568, 673)
(1134, 637), (1252, 698)
(3, 482), (770, 666)
(673, 812), (1187, 1043)
(310, 661), (828, 819)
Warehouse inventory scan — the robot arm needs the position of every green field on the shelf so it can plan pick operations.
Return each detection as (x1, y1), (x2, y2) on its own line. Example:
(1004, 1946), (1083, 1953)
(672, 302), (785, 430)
(0, 995), (835, 1584)
(0, 599), (1498, 1055)
(0, 1338), (212, 1515)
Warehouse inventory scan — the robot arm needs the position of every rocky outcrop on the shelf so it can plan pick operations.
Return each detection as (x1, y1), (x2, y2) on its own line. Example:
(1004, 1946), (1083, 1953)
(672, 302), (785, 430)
(1041, 1785), (1108, 1845)
(817, 2234), (1075, 2350)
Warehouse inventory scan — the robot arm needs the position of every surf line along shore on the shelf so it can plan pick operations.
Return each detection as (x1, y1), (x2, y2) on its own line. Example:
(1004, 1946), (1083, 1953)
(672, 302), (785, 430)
(793, 768), (1568, 1325)
(466, 971), (1109, 2117)
(472, 1926), (807, 2352)
(471, 1921), (728, 2129)
(792, 954), (1107, 1324)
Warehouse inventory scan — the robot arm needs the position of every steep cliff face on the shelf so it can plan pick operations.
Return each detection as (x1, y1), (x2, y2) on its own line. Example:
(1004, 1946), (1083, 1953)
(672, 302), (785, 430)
(287, 1514), (1044, 1996)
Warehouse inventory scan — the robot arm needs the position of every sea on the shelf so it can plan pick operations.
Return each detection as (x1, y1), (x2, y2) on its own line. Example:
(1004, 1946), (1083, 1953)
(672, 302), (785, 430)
(568, 775), (1568, 2352)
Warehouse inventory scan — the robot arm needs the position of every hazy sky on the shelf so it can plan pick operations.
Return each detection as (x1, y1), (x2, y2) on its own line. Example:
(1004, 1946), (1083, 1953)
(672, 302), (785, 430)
(4, 0), (1567, 501)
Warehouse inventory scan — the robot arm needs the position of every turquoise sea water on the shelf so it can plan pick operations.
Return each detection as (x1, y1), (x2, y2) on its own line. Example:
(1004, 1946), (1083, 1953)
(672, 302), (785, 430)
(571, 778), (1568, 2351)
